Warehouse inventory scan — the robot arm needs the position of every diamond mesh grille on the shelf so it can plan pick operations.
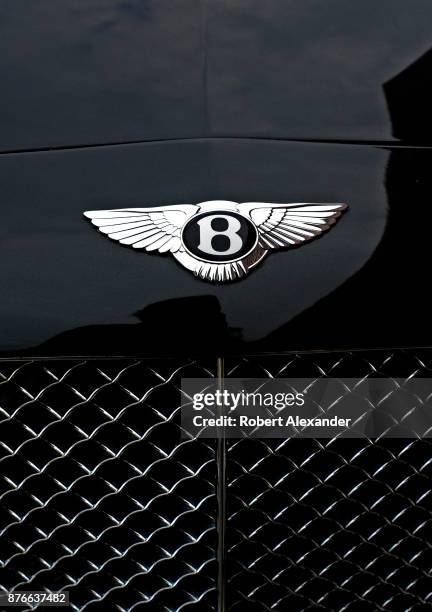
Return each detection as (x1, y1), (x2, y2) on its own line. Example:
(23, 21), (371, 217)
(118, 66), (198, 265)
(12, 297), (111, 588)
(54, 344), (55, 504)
(1, 349), (431, 611)
(0, 359), (218, 611)
(225, 350), (432, 611)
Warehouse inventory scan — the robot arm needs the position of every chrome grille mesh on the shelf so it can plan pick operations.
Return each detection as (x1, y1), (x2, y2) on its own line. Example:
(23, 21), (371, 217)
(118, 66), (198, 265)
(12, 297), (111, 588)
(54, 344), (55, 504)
(0, 359), (217, 611)
(225, 350), (432, 611)
(0, 349), (431, 611)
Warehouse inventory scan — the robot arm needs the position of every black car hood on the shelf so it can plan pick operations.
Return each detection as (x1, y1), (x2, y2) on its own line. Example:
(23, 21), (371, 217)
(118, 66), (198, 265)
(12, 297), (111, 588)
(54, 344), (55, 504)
(1, 138), (430, 357)
(1, 0), (432, 151)
(1, 1), (432, 357)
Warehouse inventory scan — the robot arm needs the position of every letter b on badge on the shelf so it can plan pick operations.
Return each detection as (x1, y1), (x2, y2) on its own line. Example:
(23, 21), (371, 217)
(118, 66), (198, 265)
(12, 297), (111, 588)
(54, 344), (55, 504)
(197, 215), (243, 256)
(181, 209), (258, 263)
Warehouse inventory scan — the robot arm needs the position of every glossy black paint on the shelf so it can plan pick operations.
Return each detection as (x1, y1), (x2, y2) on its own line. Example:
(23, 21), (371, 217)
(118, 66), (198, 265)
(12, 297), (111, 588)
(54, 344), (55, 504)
(1, 2), (432, 357)
(0, 138), (430, 357)
(1, 1), (432, 150)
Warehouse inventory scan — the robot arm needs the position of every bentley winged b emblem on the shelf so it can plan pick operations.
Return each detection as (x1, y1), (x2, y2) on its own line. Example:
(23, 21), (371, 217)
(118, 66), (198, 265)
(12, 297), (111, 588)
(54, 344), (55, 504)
(84, 200), (347, 282)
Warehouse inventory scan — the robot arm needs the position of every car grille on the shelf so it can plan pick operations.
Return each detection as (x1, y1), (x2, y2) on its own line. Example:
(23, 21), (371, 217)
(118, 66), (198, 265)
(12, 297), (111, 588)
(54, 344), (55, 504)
(224, 350), (432, 611)
(1, 349), (431, 610)
(0, 359), (218, 611)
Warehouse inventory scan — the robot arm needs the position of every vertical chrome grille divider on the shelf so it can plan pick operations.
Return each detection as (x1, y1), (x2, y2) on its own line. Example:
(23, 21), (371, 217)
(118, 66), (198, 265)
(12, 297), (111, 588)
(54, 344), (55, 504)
(216, 356), (227, 612)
